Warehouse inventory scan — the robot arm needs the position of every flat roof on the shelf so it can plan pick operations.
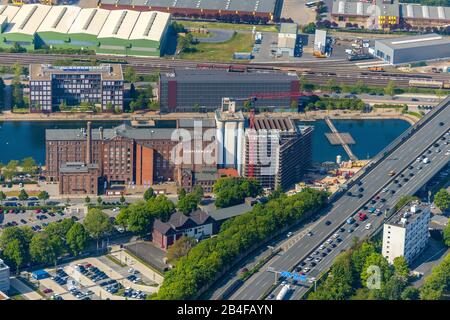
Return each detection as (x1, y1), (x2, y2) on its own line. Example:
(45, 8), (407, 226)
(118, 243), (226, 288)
(376, 33), (450, 50)
(386, 201), (430, 228)
(161, 69), (298, 83)
(30, 64), (123, 81)
(37, 5), (81, 34)
(68, 8), (110, 36)
(100, 0), (277, 14)
(0, 5), (20, 23)
(97, 9), (139, 40)
(5, 4), (51, 36)
(129, 11), (170, 42)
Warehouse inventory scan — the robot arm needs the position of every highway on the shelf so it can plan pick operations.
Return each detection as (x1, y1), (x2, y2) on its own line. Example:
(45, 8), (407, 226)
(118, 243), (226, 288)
(229, 95), (450, 300)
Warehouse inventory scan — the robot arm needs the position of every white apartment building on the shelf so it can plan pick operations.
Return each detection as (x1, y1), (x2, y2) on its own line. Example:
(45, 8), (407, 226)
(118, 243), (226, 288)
(382, 201), (431, 264)
(0, 258), (10, 293)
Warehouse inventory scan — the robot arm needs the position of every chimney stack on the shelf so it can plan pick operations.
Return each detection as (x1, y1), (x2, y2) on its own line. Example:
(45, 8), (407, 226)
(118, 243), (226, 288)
(86, 121), (92, 164)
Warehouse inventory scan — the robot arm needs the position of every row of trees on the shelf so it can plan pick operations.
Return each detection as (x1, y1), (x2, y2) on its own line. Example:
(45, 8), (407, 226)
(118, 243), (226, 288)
(116, 194), (176, 236)
(0, 157), (39, 181)
(434, 188), (450, 212)
(304, 97), (366, 112)
(419, 253), (450, 299)
(170, 12), (270, 25)
(309, 240), (419, 300)
(0, 208), (114, 273)
(0, 190), (49, 204)
(213, 177), (263, 208)
(156, 188), (328, 299)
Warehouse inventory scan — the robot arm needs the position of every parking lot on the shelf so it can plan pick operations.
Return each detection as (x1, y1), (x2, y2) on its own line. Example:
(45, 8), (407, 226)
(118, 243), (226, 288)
(35, 255), (159, 300)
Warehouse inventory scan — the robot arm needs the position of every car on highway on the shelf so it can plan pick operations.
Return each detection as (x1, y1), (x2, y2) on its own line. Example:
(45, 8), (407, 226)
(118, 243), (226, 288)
(365, 223), (372, 230)
(348, 228), (354, 233)
(325, 220), (332, 226)
(358, 194), (363, 198)
(307, 231), (313, 236)
(286, 232), (293, 238)
(339, 227), (345, 232)
(314, 257), (321, 263)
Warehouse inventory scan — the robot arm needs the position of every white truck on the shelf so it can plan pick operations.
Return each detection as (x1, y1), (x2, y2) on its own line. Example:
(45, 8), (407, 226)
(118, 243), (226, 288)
(276, 284), (291, 300)
(422, 157), (430, 164)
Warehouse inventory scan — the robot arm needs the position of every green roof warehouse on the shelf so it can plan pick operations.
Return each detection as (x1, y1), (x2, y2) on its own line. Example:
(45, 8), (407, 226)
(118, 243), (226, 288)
(0, 4), (171, 57)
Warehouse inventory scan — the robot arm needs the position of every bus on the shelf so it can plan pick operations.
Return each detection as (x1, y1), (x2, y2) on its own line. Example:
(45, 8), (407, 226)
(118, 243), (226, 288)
(305, 1), (323, 7)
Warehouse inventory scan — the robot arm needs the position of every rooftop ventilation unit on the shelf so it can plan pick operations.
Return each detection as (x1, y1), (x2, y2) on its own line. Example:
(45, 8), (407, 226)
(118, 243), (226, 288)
(143, 12), (157, 37)
(19, 5), (38, 30)
(51, 7), (68, 29)
(112, 11), (127, 35)
(83, 9), (97, 30)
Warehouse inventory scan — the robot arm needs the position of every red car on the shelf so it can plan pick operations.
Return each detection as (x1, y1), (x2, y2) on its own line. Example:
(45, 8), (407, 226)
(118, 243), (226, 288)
(358, 213), (367, 221)
(8, 209), (14, 214)
(35, 209), (41, 214)
(43, 288), (53, 294)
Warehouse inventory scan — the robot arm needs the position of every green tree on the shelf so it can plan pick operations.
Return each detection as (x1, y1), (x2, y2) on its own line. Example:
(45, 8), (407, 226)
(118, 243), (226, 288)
(83, 208), (113, 249)
(66, 223), (89, 256)
(18, 189), (29, 201)
(213, 177), (263, 208)
(434, 188), (450, 212)
(166, 236), (197, 265)
(0, 191), (6, 204)
(144, 188), (155, 201)
(443, 219), (450, 247)
(178, 188), (187, 200)
(120, 195), (126, 205)
(97, 196), (103, 206)
(401, 286), (420, 300)
(38, 191), (49, 205)
(384, 80), (396, 96)
(193, 185), (204, 199)
(21, 157), (37, 174)
(29, 232), (58, 265)
(177, 192), (200, 214)
(393, 256), (409, 279)
(124, 67), (138, 83)
(85, 196), (91, 205)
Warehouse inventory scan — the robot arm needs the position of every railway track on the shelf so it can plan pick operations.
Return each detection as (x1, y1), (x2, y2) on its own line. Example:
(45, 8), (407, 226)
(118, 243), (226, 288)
(0, 53), (447, 88)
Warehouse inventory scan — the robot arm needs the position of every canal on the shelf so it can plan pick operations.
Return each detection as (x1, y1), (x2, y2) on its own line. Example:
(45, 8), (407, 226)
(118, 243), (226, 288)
(0, 119), (410, 165)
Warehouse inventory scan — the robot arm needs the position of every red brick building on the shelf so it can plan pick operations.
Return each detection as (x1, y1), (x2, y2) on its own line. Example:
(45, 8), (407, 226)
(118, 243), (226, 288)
(152, 210), (215, 250)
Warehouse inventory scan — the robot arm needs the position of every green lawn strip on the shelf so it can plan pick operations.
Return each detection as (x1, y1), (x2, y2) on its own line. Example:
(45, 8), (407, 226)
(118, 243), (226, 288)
(180, 32), (254, 62)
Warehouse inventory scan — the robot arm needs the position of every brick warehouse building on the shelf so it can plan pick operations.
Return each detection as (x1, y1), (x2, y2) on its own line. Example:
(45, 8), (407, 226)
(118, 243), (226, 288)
(159, 68), (300, 112)
(46, 120), (218, 195)
(98, 0), (282, 21)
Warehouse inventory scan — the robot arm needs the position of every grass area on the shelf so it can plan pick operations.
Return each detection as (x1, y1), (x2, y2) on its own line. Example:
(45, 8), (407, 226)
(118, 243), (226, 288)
(124, 249), (165, 277)
(180, 32), (254, 62)
(11, 108), (29, 114)
(190, 31), (214, 39)
(4, 190), (40, 197)
(177, 20), (278, 32)
(106, 254), (127, 268)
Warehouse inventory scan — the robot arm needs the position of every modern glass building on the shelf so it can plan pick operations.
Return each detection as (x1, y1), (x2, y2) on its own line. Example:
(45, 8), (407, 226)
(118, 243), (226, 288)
(29, 64), (124, 113)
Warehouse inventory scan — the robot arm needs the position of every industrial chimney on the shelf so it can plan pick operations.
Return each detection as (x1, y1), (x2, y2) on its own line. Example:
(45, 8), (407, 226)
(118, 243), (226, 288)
(86, 121), (92, 164)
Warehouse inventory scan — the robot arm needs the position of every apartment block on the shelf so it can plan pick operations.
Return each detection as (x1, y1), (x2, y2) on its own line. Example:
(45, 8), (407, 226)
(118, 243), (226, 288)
(29, 64), (124, 113)
(382, 201), (431, 264)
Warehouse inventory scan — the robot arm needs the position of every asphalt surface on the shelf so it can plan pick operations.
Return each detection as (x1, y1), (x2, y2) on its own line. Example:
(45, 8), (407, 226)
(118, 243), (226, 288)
(230, 96), (450, 300)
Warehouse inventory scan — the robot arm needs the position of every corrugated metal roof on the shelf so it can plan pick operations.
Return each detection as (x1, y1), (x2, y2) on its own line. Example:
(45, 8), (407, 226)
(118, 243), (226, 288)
(5, 4), (51, 36)
(0, 5), (20, 23)
(129, 11), (170, 42)
(68, 8), (110, 36)
(37, 5), (81, 34)
(97, 9), (139, 40)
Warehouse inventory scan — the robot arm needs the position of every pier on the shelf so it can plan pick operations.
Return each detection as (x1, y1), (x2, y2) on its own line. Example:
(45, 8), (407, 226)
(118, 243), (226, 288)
(324, 117), (358, 161)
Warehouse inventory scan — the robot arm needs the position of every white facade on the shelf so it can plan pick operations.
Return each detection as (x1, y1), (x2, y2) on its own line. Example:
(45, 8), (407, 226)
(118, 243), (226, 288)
(382, 203), (430, 264)
(215, 100), (245, 173)
(181, 223), (214, 240)
(0, 259), (10, 293)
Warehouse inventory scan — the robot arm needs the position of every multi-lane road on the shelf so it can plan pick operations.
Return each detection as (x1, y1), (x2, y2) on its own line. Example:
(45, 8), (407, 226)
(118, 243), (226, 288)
(230, 95), (450, 300)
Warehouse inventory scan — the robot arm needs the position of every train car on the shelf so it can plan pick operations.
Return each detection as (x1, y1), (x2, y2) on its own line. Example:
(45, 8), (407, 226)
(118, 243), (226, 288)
(409, 79), (444, 89)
